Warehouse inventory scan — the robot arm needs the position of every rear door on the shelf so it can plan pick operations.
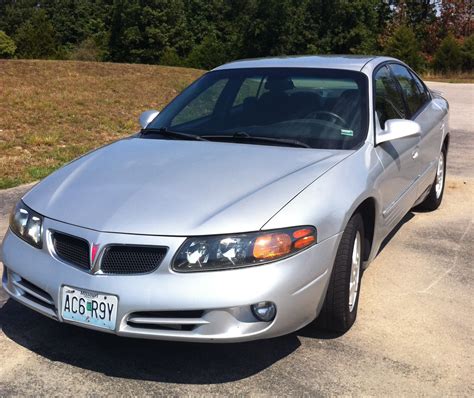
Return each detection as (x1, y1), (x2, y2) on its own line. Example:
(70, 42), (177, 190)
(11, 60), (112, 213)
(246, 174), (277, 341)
(373, 65), (422, 229)
(389, 64), (444, 195)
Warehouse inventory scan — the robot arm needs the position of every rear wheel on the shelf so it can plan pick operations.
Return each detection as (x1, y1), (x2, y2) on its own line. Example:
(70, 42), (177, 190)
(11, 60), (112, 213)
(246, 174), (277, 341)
(318, 213), (364, 333)
(417, 149), (446, 211)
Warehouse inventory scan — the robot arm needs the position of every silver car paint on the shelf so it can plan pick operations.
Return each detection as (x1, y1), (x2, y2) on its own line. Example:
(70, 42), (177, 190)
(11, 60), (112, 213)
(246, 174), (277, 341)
(2, 217), (340, 342)
(21, 139), (351, 236)
(1, 55), (449, 341)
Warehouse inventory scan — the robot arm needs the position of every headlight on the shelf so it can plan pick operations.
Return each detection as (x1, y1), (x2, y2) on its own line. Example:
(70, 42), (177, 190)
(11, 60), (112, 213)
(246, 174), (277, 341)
(10, 201), (44, 249)
(172, 226), (316, 272)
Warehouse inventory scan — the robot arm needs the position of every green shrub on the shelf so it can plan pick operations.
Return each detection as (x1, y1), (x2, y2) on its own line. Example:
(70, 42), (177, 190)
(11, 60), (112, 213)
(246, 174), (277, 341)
(69, 37), (103, 61)
(14, 9), (57, 59)
(461, 35), (474, 72)
(384, 26), (424, 71)
(0, 30), (16, 58)
(433, 34), (463, 73)
(160, 47), (182, 67)
(185, 35), (229, 70)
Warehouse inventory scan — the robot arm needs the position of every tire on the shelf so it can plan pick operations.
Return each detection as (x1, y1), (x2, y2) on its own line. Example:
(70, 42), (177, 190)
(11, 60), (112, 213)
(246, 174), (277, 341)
(417, 148), (446, 211)
(318, 213), (365, 333)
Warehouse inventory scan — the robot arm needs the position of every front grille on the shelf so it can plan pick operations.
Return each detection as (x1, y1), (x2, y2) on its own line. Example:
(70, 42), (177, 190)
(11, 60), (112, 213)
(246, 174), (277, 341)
(100, 246), (167, 275)
(52, 232), (90, 270)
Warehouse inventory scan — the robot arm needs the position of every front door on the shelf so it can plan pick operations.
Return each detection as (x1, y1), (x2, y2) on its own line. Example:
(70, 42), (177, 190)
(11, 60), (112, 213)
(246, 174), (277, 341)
(373, 65), (421, 231)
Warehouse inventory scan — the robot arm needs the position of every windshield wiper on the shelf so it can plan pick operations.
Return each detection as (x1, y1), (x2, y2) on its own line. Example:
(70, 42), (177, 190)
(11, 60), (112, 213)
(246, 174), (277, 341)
(141, 127), (208, 141)
(204, 131), (311, 149)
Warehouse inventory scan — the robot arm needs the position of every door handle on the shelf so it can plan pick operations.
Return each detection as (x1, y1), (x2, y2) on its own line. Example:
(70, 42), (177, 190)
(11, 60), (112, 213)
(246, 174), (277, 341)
(412, 148), (419, 159)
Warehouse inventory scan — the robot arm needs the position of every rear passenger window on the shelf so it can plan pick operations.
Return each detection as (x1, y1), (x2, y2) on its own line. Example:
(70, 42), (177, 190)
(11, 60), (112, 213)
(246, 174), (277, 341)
(374, 66), (406, 128)
(410, 71), (430, 106)
(390, 64), (427, 117)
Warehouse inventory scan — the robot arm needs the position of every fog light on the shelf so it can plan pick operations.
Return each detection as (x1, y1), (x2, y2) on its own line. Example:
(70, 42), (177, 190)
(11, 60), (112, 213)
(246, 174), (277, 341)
(251, 301), (276, 322)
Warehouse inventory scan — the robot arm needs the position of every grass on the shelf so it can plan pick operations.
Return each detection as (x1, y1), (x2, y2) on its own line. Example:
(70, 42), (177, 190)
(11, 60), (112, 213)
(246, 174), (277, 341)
(0, 60), (204, 189)
(421, 71), (474, 84)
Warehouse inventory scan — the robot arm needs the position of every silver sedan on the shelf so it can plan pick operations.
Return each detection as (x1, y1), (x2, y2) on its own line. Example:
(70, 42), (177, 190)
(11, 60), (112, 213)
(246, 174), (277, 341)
(2, 56), (449, 342)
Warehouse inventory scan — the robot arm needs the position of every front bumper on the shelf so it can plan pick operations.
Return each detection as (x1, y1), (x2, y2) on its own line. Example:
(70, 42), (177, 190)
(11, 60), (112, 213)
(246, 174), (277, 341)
(1, 218), (341, 342)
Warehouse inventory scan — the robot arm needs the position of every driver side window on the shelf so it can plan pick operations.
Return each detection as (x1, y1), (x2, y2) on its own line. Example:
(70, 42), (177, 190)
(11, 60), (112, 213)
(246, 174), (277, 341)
(374, 66), (407, 128)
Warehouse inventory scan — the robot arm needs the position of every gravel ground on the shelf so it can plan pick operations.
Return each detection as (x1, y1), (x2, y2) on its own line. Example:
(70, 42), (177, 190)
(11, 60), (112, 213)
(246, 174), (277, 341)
(0, 82), (472, 396)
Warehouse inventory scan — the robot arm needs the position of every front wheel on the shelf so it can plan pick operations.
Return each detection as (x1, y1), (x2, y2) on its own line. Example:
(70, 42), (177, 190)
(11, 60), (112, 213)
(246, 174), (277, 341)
(318, 213), (365, 333)
(417, 149), (446, 211)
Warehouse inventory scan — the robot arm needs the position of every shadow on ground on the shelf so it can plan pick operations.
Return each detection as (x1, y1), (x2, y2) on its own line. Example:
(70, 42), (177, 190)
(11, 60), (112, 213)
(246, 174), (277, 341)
(0, 210), (418, 384)
(0, 298), (301, 384)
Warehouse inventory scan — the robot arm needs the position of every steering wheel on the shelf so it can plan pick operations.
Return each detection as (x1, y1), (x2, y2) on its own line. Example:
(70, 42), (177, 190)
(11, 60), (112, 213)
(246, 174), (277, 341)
(306, 111), (347, 127)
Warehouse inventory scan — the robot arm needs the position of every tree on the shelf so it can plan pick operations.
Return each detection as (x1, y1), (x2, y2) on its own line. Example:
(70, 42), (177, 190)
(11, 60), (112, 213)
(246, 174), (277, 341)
(160, 47), (182, 66)
(0, 0), (37, 36)
(404, 0), (437, 34)
(425, 0), (472, 56)
(14, 9), (58, 59)
(436, 0), (472, 39)
(185, 34), (228, 69)
(108, 0), (190, 64)
(40, 0), (112, 46)
(314, 0), (386, 54)
(433, 34), (463, 73)
(385, 26), (424, 71)
(0, 0), (469, 72)
(239, 0), (307, 57)
(0, 30), (16, 58)
(461, 35), (474, 72)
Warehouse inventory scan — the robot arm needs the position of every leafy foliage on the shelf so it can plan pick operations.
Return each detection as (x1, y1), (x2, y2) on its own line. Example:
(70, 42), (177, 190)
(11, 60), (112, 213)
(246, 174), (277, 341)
(461, 35), (474, 72)
(433, 34), (463, 73)
(69, 37), (104, 61)
(0, 30), (16, 58)
(385, 26), (424, 71)
(0, 0), (471, 72)
(185, 34), (230, 70)
(14, 9), (58, 59)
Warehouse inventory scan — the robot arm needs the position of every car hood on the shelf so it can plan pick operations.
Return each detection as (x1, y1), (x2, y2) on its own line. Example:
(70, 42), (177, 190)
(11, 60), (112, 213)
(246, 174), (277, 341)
(23, 138), (351, 236)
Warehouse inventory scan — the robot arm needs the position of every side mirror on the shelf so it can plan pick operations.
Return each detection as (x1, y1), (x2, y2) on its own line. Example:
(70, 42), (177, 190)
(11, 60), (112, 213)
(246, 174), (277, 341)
(376, 119), (421, 145)
(139, 110), (159, 129)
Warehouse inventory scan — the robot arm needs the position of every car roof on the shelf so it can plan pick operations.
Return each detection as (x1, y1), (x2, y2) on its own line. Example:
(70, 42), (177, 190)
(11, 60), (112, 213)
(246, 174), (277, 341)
(212, 55), (397, 72)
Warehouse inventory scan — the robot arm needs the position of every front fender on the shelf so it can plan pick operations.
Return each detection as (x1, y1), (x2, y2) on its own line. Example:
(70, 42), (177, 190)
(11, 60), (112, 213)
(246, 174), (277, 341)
(262, 143), (384, 260)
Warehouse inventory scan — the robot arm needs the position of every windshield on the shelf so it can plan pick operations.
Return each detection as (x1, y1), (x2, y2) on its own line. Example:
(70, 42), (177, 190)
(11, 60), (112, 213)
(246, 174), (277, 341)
(146, 68), (369, 150)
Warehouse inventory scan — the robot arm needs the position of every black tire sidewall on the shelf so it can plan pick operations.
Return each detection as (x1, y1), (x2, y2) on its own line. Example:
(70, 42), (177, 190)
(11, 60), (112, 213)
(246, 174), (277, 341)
(435, 149), (447, 206)
(417, 148), (447, 211)
(320, 212), (365, 332)
(342, 214), (365, 327)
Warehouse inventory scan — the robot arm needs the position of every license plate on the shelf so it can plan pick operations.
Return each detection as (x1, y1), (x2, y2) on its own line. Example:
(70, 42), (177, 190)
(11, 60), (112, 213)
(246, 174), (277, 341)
(61, 286), (118, 331)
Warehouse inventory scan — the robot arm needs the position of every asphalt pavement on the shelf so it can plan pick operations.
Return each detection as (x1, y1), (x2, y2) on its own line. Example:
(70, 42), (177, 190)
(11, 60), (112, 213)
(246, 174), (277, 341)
(0, 82), (472, 396)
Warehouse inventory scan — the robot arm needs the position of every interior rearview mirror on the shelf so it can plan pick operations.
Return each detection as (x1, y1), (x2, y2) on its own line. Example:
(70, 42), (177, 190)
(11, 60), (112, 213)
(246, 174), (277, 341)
(139, 110), (160, 129)
(376, 119), (421, 145)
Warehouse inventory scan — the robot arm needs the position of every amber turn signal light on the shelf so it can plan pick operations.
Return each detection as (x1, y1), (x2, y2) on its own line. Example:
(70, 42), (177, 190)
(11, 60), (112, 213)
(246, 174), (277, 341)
(292, 228), (313, 239)
(294, 235), (316, 249)
(252, 227), (317, 261)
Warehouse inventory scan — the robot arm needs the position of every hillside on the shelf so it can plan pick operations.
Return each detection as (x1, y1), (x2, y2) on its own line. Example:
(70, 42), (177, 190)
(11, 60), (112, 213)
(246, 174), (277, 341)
(0, 60), (204, 189)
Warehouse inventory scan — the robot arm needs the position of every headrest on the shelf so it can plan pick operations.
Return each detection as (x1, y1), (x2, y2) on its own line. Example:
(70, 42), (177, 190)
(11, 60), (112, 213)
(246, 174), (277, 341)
(340, 89), (359, 99)
(264, 77), (294, 91)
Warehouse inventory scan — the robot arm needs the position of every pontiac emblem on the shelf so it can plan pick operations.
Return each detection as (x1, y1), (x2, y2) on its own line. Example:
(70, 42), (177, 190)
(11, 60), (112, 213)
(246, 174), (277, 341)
(91, 243), (100, 266)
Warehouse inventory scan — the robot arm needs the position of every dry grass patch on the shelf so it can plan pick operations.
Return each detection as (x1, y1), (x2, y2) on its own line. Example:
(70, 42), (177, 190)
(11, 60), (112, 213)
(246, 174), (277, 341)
(0, 60), (204, 189)
(421, 71), (474, 83)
